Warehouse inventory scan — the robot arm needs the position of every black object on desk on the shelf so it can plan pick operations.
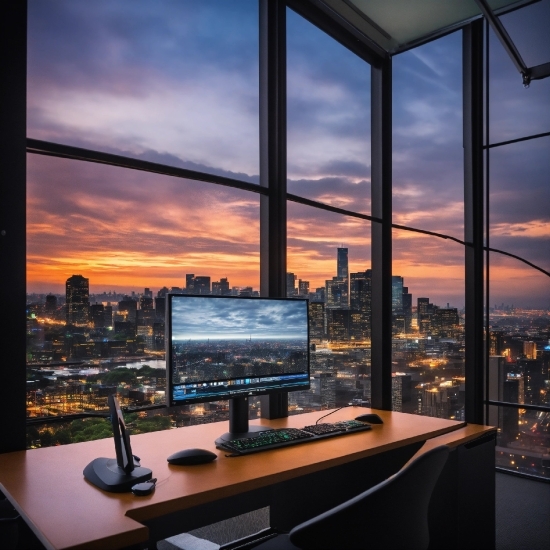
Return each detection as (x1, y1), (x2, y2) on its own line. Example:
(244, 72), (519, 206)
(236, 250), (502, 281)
(83, 395), (152, 492)
(167, 448), (217, 465)
(355, 413), (384, 424)
(218, 420), (372, 455)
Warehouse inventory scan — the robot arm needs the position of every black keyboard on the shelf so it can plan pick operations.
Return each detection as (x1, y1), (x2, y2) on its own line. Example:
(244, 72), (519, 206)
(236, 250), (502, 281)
(218, 420), (372, 455)
(302, 419), (373, 435)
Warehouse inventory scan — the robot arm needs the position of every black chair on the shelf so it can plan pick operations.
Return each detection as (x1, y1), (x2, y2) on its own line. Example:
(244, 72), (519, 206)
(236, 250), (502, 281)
(226, 445), (450, 550)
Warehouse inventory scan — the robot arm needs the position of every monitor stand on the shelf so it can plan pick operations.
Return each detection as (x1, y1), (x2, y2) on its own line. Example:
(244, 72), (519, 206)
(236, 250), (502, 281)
(215, 396), (271, 446)
(84, 457), (152, 493)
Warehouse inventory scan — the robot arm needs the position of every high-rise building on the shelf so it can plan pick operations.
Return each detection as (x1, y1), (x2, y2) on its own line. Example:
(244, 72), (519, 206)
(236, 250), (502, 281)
(66, 274), (89, 325)
(138, 295), (155, 327)
(391, 276), (404, 314)
(90, 303), (105, 328)
(325, 277), (349, 309)
(523, 341), (537, 359)
(118, 296), (138, 323)
(402, 286), (412, 332)
(286, 273), (297, 297)
(212, 278), (230, 295)
(350, 270), (371, 340)
(155, 296), (166, 321)
(433, 308), (459, 338)
(309, 302), (326, 340)
(337, 247), (348, 280)
(186, 275), (211, 294)
(417, 297), (433, 334)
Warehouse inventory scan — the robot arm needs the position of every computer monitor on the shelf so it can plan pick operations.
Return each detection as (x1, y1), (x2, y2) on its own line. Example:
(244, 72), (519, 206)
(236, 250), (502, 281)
(166, 294), (310, 444)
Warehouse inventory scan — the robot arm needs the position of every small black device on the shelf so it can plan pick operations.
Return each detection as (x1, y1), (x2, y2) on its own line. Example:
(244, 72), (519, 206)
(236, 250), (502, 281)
(355, 413), (384, 424)
(132, 478), (157, 496)
(83, 395), (152, 492)
(167, 448), (217, 465)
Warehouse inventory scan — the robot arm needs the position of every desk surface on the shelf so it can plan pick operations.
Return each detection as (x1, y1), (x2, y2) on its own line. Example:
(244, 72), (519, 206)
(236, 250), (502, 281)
(0, 409), (494, 550)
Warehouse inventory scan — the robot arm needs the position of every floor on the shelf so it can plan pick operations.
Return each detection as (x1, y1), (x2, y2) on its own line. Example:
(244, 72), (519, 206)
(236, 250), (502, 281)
(495, 471), (550, 550)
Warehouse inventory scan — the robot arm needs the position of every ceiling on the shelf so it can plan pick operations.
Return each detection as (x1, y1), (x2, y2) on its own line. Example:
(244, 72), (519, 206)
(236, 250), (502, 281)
(316, 0), (537, 53)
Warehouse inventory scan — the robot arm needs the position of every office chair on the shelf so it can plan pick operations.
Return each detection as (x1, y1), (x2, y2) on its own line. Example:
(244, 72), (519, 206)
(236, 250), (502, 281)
(217, 445), (450, 550)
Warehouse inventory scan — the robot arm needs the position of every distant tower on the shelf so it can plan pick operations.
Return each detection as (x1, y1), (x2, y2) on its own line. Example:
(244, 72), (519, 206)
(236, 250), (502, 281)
(66, 275), (89, 325)
(337, 247), (348, 280)
(286, 273), (297, 297)
(336, 247), (349, 307)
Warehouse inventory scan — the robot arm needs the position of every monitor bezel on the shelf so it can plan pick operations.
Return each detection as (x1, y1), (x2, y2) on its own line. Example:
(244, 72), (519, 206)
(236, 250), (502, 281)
(166, 293), (311, 408)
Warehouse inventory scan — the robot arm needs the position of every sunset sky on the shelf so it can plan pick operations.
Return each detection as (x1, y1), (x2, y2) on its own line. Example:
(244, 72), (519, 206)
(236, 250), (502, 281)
(26, 0), (550, 309)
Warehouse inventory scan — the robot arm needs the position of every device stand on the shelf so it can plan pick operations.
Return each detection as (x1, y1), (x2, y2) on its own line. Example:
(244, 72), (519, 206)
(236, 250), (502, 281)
(215, 397), (271, 445)
(83, 457), (152, 493)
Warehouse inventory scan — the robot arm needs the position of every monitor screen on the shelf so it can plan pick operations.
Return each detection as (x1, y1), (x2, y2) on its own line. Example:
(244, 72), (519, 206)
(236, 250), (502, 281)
(166, 294), (310, 408)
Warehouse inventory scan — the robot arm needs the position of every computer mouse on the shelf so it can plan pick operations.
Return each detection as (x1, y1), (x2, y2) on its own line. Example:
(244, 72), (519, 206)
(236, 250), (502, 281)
(355, 413), (384, 424)
(167, 448), (217, 465)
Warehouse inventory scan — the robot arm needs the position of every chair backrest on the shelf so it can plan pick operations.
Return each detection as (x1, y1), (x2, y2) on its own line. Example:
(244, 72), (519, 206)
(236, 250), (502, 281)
(288, 445), (450, 550)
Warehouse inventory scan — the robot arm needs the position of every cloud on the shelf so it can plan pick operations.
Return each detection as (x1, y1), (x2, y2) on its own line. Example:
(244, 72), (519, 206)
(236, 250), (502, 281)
(28, 0), (260, 176)
(171, 296), (308, 340)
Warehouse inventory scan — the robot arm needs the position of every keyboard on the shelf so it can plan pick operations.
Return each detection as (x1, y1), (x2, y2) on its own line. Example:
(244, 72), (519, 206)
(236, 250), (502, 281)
(218, 420), (372, 455)
(301, 419), (372, 435)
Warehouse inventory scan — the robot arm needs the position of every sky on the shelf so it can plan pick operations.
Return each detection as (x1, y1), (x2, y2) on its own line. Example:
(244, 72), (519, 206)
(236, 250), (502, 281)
(170, 296), (308, 340)
(26, 0), (550, 309)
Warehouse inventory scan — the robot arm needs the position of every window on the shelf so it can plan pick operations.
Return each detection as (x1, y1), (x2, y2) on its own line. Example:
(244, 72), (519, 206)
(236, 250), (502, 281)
(392, 32), (465, 420)
(486, 4), (550, 478)
(28, 0), (260, 178)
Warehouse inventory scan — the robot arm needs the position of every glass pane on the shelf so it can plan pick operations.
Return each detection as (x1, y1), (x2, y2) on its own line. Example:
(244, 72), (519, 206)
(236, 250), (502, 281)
(27, 0), (259, 181)
(488, 258), (550, 407)
(489, 10), (550, 144)
(490, 405), (550, 479)
(286, 9), (371, 214)
(392, 31), (464, 242)
(287, 202), (372, 412)
(499, 0), (550, 69)
(488, 136), (550, 281)
(26, 153), (260, 426)
(392, 230), (466, 420)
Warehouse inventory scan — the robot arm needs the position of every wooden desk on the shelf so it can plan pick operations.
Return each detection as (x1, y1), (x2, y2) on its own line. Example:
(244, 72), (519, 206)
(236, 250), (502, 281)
(0, 409), (495, 550)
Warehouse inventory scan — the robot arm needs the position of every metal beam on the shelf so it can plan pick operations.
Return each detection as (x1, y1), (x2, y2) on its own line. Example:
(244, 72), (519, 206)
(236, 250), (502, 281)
(463, 20), (485, 425)
(0, 0), (27, 453)
(259, 0), (288, 418)
(474, 0), (533, 85)
(370, 55), (393, 411)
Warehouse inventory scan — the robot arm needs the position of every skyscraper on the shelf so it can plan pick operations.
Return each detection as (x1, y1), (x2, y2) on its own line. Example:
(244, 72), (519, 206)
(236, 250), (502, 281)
(66, 274), (89, 325)
(337, 247), (348, 280)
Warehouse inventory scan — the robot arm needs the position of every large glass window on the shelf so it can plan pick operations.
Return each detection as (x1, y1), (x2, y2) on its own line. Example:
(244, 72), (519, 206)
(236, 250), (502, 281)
(26, 154), (259, 435)
(488, 0), (550, 144)
(487, 2), (550, 478)
(392, 31), (465, 420)
(27, 0), (260, 180)
(287, 202), (372, 412)
(286, 8), (371, 214)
